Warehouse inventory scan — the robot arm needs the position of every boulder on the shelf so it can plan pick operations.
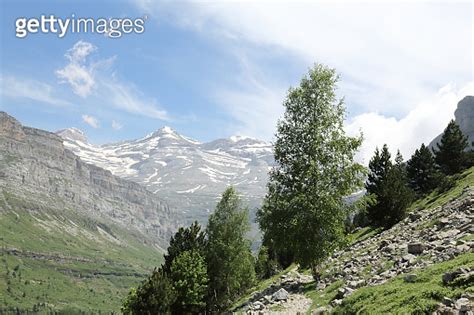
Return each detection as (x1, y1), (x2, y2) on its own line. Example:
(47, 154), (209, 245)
(455, 297), (471, 312)
(408, 243), (424, 255)
(272, 288), (289, 301)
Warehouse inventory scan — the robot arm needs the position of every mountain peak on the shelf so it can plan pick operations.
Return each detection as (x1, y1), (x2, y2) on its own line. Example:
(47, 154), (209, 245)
(56, 128), (88, 143)
(144, 126), (178, 139)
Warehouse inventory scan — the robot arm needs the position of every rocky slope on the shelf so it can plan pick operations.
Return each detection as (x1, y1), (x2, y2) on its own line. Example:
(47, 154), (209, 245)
(430, 95), (474, 150)
(234, 171), (474, 314)
(0, 112), (177, 248)
(0, 112), (180, 312)
(57, 126), (273, 224)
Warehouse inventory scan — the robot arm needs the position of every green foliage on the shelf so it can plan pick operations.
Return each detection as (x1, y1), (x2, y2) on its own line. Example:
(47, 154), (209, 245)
(0, 191), (163, 313)
(366, 147), (414, 228)
(433, 119), (469, 175)
(123, 222), (208, 314)
(335, 252), (474, 314)
(206, 187), (256, 311)
(170, 250), (208, 314)
(163, 221), (206, 273)
(257, 64), (364, 275)
(122, 269), (176, 314)
(255, 245), (279, 280)
(409, 166), (474, 212)
(407, 143), (439, 195)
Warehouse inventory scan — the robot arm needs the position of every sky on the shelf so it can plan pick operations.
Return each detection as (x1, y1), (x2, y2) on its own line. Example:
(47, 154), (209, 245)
(0, 0), (472, 163)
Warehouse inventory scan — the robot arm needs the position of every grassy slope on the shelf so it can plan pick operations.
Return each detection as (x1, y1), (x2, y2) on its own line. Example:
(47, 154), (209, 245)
(0, 190), (164, 313)
(335, 252), (473, 314)
(304, 166), (474, 313)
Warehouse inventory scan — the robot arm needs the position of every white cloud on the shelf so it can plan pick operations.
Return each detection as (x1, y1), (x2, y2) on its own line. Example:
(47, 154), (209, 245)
(112, 120), (123, 130)
(102, 79), (171, 121)
(136, 1), (472, 140)
(213, 54), (286, 138)
(56, 41), (97, 98)
(345, 82), (474, 164)
(56, 40), (170, 121)
(0, 75), (71, 107)
(82, 114), (100, 128)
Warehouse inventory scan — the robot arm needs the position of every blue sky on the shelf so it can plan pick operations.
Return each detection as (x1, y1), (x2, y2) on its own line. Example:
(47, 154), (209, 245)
(0, 0), (472, 162)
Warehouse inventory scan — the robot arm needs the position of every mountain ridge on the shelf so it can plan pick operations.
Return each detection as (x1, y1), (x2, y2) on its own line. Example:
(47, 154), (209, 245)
(57, 125), (274, 225)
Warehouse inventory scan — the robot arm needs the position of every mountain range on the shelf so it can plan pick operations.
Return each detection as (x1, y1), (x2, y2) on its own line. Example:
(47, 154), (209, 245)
(57, 126), (274, 225)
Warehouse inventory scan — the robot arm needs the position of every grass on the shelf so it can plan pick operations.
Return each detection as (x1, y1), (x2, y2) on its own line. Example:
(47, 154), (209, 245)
(346, 226), (383, 246)
(409, 166), (474, 213)
(0, 190), (164, 313)
(304, 280), (344, 313)
(334, 252), (474, 314)
(300, 167), (474, 314)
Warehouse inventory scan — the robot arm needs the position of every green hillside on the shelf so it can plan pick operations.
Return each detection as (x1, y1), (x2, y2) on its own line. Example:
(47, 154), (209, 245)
(232, 166), (474, 314)
(0, 190), (164, 313)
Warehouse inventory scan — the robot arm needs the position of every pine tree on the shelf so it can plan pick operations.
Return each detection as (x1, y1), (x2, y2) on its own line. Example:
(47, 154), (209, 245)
(257, 64), (364, 278)
(365, 144), (392, 226)
(162, 221), (206, 273)
(407, 143), (438, 195)
(122, 269), (176, 314)
(433, 120), (469, 175)
(381, 151), (414, 227)
(366, 148), (414, 227)
(206, 187), (255, 311)
(170, 250), (208, 314)
(123, 222), (208, 314)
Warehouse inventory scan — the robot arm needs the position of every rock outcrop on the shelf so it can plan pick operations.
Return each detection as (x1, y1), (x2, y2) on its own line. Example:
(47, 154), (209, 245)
(0, 112), (178, 249)
(430, 96), (474, 150)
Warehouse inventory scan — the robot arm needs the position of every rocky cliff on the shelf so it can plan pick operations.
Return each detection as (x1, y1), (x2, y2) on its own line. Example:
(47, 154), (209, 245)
(430, 96), (474, 150)
(0, 111), (178, 249)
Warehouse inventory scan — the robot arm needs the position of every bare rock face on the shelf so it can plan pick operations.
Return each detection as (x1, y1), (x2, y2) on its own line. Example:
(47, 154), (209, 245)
(0, 111), (25, 141)
(0, 112), (179, 249)
(430, 96), (474, 150)
(455, 96), (474, 148)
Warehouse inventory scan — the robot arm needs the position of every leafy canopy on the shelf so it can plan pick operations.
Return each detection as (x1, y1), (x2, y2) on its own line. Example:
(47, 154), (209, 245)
(257, 64), (364, 273)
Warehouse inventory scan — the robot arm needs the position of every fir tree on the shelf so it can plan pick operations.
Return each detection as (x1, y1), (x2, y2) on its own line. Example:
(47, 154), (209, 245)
(407, 143), (438, 195)
(366, 148), (414, 227)
(170, 250), (208, 314)
(433, 120), (469, 175)
(365, 144), (392, 225)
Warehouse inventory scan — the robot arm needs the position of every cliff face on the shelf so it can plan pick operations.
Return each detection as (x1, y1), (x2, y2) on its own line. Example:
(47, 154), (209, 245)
(430, 96), (474, 150)
(0, 112), (178, 249)
(455, 96), (474, 148)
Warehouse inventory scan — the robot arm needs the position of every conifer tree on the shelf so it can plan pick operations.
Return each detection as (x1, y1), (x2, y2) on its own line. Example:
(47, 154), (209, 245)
(257, 64), (364, 278)
(366, 147), (414, 227)
(163, 221), (206, 273)
(365, 144), (392, 225)
(433, 120), (469, 175)
(170, 250), (208, 314)
(407, 143), (438, 195)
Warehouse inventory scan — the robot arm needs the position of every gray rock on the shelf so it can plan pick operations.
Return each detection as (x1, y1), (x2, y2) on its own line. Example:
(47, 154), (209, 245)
(331, 299), (343, 307)
(402, 254), (417, 264)
(455, 297), (471, 311)
(442, 297), (454, 307)
(408, 243), (424, 255)
(272, 288), (289, 301)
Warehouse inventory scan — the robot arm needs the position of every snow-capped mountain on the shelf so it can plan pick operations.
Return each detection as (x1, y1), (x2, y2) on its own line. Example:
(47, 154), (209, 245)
(56, 127), (274, 224)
